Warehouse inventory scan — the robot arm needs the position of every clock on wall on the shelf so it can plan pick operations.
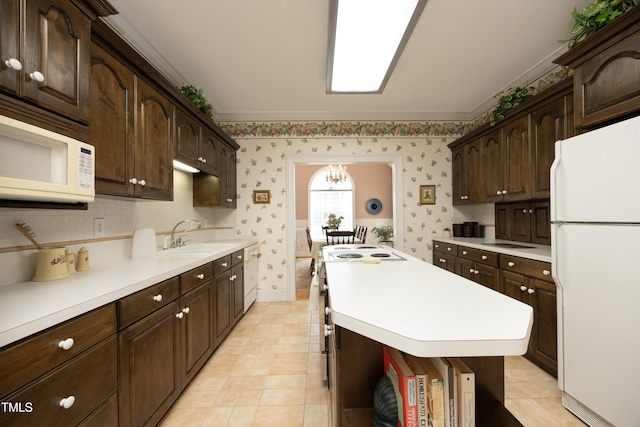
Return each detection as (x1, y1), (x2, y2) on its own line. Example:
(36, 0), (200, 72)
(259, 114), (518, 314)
(366, 198), (382, 215)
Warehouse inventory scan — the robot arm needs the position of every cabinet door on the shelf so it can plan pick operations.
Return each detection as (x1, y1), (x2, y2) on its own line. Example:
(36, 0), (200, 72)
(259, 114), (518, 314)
(232, 263), (244, 325)
(135, 79), (173, 200)
(0, 0), (20, 94)
(226, 150), (237, 208)
(118, 301), (181, 427)
(213, 272), (232, 346)
(530, 201), (551, 245)
(458, 258), (475, 282)
(511, 203), (532, 243)
(494, 204), (510, 240)
(90, 44), (135, 197)
(530, 95), (569, 199)
(217, 146), (229, 206)
(501, 270), (528, 303)
(482, 128), (503, 202)
(451, 147), (466, 204)
(476, 263), (499, 291)
(502, 115), (531, 201)
(174, 108), (200, 169)
(529, 279), (557, 376)
(200, 129), (219, 176)
(180, 282), (214, 388)
(24, 0), (90, 123)
(433, 251), (457, 273)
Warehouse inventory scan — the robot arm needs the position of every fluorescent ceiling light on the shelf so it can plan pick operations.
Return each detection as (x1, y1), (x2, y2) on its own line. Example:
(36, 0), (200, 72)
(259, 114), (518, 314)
(327, 0), (427, 93)
(173, 160), (200, 173)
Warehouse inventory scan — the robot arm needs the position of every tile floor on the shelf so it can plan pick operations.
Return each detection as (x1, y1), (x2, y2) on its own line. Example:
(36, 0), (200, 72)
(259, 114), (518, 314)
(160, 300), (587, 427)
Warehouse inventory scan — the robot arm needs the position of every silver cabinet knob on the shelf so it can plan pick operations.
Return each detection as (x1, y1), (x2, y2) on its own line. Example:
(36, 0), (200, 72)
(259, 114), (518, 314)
(176, 312), (184, 319)
(197, 273), (205, 279)
(129, 177), (137, 185)
(183, 307), (190, 314)
(481, 255), (488, 260)
(153, 294), (163, 302)
(520, 286), (527, 292)
(527, 288), (535, 294)
(508, 262), (515, 267)
(497, 190), (502, 195)
(502, 190), (507, 194)
(543, 269), (551, 276)
(462, 250), (467, 255)
(139, 179), (146, 186)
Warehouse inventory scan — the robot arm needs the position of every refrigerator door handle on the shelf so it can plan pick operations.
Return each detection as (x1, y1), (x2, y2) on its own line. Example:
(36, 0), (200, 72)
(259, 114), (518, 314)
(550, 141), (562, 224)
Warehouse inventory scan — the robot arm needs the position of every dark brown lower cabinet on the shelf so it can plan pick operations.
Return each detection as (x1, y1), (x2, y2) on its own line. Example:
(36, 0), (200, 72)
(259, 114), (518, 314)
(118, 301), (181, 427)
(232, 263), (244, 325)
(500, 256), (557, 377)
(180, 282), (214, 388)
(214, 271), (233, 346)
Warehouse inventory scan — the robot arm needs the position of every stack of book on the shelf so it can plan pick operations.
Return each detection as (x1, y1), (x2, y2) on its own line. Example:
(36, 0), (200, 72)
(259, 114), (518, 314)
(382, 345), (476, 427)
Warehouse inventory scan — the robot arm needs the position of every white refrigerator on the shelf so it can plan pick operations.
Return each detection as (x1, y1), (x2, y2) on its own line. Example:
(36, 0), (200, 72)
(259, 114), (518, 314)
(551, 115), (640, 427)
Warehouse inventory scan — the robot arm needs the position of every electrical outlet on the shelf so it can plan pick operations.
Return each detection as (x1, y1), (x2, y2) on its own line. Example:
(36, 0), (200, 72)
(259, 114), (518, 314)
(94, 218), (105, 237)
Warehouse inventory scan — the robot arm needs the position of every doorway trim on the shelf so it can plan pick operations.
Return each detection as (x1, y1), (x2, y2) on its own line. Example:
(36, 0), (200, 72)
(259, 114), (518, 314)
(285, 154), (404, 301)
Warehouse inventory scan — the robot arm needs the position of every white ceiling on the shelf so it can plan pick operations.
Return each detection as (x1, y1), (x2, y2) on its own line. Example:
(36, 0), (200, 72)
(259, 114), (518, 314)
(103, 0), (592, 123)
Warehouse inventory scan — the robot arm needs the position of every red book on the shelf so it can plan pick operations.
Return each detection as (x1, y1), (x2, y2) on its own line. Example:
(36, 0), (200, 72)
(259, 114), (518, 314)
(383, 345), (418, 427)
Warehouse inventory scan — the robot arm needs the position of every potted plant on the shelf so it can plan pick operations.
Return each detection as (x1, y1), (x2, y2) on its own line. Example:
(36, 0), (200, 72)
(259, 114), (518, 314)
(180, 85), (213, 119)
(561, 0), (640, 48)
(326, 213), (344, 230)
(490, 86), (533, 126)
(372, 223), (394, 246)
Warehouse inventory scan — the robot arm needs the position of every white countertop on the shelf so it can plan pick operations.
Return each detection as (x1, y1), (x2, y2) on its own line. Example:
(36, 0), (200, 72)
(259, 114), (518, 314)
(432, 237), (552, 263)
(324, 248), (534, 358)
(0, 238), (257, 348)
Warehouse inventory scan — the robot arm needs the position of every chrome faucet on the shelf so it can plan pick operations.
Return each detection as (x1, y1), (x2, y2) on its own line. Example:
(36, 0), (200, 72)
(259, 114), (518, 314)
(170, 219), (202, 248)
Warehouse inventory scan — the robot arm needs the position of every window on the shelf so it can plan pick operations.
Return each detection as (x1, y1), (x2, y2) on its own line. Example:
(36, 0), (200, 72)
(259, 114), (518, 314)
(309, 167), (354, 234)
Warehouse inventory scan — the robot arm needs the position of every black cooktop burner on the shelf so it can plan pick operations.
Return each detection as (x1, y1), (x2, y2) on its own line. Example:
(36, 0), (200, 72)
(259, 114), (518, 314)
(336, 253), (363, 259)
(357, 246), (379, 249)
(370, 253), (391, 258)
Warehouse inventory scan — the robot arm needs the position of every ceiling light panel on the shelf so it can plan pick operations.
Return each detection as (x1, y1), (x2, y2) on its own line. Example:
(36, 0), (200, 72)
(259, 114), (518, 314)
(327, 0), (427, 93)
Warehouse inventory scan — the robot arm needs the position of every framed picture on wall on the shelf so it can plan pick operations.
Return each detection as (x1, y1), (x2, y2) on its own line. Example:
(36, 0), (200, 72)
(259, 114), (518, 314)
(419, 185), (436, 205)
(253, 190), (271, 204)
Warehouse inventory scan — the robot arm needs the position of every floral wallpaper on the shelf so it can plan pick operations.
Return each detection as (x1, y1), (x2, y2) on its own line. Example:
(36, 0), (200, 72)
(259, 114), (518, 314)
(221, 125), (462, 296)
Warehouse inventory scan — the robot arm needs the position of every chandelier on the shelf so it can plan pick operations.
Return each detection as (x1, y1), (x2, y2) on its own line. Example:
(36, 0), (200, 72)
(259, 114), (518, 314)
(325, 164), (347, 185)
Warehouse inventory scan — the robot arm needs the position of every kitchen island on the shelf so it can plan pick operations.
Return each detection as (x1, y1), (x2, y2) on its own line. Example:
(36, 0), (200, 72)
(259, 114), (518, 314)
(322, 245), (533, 426)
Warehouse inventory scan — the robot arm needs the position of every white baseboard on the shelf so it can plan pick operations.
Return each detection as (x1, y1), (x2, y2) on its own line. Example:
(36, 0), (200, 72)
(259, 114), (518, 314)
(256, 289), (290, 302)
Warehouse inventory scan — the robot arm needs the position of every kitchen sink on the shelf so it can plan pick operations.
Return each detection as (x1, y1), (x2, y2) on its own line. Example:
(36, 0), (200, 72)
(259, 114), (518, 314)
(172, 243), (234, 252)
(481, 243), (534, 249)
(158, 242), (235, 257)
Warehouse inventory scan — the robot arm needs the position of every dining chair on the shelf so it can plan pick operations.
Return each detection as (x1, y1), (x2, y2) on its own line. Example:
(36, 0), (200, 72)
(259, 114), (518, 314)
(305, 226), (314, 273)
(359, 226), (367, 244)
(322, 225), (330, 235)
(326, 230), (356, 245)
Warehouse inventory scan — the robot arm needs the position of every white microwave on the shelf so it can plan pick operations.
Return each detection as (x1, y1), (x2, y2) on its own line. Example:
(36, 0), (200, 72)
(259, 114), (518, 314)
(0, 115), (95, 203)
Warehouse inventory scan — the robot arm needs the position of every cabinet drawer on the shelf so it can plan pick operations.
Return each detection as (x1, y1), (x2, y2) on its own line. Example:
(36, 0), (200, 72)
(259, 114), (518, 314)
(0, 336), (117, 427)
(231, 249), (244, 266)
(180, 263), (213, 294)
(500, 255), (553, 282)
(117, 277), (179, 329)
(433, 241), (457, 255)
(0, 304), (116, 398)
(213, 255), (232, 276)
(458, 246), (498, 267)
